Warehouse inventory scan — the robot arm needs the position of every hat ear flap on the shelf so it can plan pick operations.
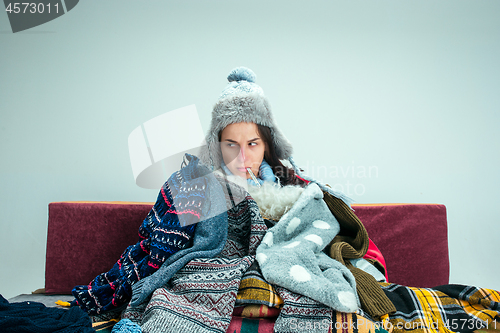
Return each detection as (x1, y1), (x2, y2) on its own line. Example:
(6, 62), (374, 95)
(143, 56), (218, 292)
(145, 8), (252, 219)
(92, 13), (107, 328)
(271, 127), (294, 161)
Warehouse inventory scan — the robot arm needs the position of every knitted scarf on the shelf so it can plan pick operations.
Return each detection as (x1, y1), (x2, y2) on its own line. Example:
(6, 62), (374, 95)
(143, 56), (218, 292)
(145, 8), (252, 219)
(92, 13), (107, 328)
(72, 154), (228, 315)
(323, 190), (396, 319)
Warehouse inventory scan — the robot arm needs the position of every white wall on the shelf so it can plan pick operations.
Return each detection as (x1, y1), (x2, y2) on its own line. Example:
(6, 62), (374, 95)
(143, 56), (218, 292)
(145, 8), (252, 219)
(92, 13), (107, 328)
(1, 0), (499, 300)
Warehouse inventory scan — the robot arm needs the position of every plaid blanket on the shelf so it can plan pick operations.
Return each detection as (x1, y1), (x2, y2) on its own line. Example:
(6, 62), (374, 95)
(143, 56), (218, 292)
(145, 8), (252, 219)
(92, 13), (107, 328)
(382, 283), (500, 333)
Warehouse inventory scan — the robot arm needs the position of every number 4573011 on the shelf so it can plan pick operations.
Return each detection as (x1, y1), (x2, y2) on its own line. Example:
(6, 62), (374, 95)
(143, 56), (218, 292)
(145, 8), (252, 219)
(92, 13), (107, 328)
(444, 318), (486, 330)
(5, 2), (60, 14)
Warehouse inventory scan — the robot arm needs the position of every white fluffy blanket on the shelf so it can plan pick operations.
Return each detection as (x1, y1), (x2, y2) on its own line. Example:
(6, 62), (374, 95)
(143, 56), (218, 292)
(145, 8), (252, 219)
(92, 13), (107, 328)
(247, 182), (304, 221)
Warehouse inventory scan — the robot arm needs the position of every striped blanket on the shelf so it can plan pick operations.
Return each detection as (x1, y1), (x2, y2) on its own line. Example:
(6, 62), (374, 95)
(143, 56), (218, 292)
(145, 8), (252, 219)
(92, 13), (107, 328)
(235, 261), (283, 308)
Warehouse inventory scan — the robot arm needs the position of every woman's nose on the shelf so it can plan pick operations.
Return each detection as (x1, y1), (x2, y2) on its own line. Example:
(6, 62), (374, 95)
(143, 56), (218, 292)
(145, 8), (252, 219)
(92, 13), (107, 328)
(238, 147), (246, 162)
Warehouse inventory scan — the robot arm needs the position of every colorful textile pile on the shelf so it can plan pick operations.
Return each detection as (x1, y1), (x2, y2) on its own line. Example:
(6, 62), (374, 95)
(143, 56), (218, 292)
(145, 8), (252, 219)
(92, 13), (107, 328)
(72, 155), (227, 315)
(119, 165), (396, 333)
(69, 154), (500, 333)
(121, 183), (267, 333)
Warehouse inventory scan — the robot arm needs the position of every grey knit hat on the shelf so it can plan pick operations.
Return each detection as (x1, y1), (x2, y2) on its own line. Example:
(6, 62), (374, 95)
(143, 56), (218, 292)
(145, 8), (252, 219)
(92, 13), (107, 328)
(199, 67), (293, 169)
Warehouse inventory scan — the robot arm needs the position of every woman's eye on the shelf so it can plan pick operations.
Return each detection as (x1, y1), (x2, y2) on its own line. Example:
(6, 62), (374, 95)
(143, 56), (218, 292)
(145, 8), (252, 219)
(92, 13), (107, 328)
(227, 143), (237, 148)
(249, 142), (257, 146)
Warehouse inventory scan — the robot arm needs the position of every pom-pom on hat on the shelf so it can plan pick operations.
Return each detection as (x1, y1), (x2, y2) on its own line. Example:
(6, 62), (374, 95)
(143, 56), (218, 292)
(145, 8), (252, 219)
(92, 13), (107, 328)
(219, 67), (263, 99)
(200, 67), (294, 169)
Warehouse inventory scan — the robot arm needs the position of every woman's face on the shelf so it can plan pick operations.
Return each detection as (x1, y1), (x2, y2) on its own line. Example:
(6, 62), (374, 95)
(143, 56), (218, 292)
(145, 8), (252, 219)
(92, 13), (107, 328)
(220, 122), (266, 179)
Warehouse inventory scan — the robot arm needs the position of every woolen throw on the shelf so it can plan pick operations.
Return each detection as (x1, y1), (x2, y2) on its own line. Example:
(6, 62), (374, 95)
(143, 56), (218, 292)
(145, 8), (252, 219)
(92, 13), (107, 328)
(72, 154), (228, 315)
(323, 190), (396, 319)
(121, 177), (267, 333)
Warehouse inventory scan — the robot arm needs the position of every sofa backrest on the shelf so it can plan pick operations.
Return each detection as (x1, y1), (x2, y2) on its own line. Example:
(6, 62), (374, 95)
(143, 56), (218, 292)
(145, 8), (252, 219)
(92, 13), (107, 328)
(353, 203), (449, 288)
(45, 201), (449, 294)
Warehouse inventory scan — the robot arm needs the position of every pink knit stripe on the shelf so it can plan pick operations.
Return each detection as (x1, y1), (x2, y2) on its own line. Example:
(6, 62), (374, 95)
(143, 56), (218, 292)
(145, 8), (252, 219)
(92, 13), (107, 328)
(160, 187), (172, 208)
(166, 208), (201, 218)
(140, 240), (150, 254)
(148, 261), (160, 269)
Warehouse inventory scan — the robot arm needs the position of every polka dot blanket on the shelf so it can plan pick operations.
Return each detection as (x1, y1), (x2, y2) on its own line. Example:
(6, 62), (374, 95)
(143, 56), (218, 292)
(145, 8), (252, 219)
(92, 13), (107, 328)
(256, 183), (360, 313)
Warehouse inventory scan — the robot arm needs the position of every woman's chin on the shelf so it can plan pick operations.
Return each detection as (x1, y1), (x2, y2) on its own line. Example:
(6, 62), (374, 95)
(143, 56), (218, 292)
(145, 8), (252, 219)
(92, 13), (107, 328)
(237, 173), (250, 179)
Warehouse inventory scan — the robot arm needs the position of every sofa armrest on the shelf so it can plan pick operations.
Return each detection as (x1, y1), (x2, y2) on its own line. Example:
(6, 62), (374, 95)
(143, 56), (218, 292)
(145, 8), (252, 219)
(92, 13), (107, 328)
(352, 203), (449, 288)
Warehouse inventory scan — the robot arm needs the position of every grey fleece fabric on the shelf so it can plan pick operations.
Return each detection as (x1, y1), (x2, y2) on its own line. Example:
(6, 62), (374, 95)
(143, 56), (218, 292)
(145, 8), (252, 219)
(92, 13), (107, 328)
(256, 183), (360, 313)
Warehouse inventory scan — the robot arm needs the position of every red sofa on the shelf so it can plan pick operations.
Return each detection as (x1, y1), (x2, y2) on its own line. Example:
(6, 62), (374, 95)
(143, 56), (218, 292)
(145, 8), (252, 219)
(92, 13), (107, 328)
(44, 201), (449, 295)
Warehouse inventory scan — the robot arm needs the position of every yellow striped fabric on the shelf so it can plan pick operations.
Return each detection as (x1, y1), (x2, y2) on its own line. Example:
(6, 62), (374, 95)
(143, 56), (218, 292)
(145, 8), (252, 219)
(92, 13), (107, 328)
(380, 283), (500, 333)
(236, 277), (284, 308)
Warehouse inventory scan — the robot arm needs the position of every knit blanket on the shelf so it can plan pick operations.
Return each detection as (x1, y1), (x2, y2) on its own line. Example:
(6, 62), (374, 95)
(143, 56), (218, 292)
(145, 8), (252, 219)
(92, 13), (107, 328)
(120, 174), (387, 333)
(72, 154), (228, 315)
(121, 177), (267, 333)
